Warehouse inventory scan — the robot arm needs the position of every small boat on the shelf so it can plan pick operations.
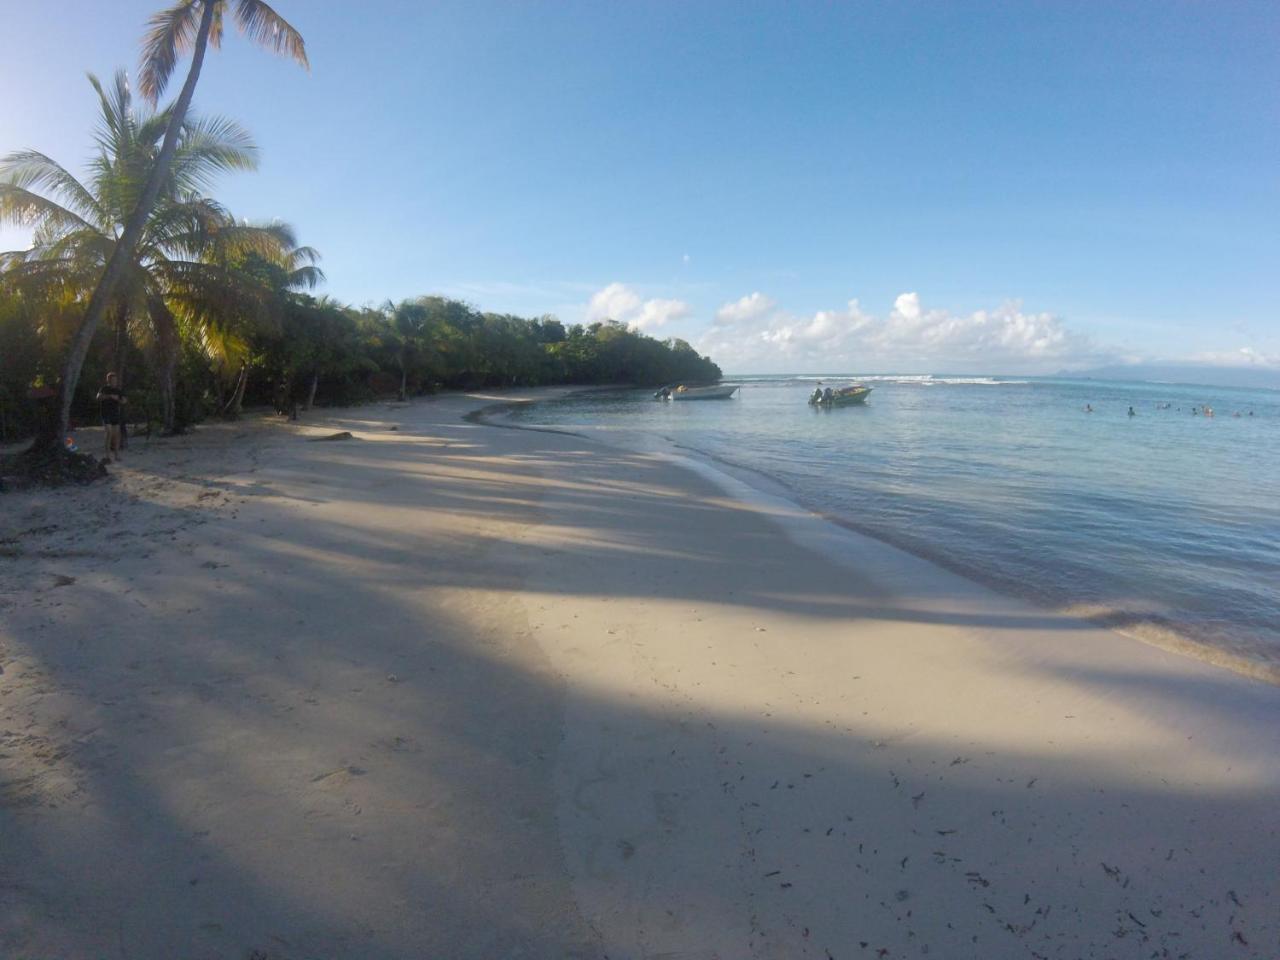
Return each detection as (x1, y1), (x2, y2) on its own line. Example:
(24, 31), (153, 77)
(809, 384), (872, 406)
(657, 384), (739, 401)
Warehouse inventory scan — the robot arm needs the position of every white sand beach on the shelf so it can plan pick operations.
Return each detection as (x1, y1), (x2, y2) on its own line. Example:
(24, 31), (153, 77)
(2, 390), (1277, 959)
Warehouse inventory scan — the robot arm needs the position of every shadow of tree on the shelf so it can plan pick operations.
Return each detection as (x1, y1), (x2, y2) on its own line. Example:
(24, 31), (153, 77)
(1, 398), (1276, 958)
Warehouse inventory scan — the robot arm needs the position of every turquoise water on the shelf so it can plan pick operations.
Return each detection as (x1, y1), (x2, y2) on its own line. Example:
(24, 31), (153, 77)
(507, 375), (1280, 674)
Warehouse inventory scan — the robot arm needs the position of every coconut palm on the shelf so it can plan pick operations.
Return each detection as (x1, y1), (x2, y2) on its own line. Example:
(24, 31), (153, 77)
(0, 71), (311, 433)
(32, 0), (307, 453)
(182, 232), (323, 419)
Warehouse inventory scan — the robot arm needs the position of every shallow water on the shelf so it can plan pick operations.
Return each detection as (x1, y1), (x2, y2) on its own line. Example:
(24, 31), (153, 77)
(507, 375), (1280, 676)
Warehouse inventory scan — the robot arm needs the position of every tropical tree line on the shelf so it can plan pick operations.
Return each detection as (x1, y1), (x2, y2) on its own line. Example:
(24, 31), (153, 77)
(0, 284), (722, 443)
(0, 0), (720, 451)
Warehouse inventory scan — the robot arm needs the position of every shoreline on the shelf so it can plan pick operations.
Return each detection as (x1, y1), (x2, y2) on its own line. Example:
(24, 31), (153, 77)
(2, 389), (1278, 958)
(487, 394), (1280, 688)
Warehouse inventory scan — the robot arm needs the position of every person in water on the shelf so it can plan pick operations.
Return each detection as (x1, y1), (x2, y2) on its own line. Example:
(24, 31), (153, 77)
(1128, 406), (1136, 417)
(1085, 403), (1093, 413)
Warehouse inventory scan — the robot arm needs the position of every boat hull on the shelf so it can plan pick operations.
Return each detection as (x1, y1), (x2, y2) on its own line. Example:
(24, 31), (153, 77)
(670, 385), (739, 400)
(809, 386), (872, 406)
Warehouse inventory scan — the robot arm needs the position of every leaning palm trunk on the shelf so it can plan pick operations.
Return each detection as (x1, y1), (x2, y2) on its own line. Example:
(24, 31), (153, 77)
(306, 372), (318, 411)
(31, 0), (217, 454)
(224, 363), (248, 418)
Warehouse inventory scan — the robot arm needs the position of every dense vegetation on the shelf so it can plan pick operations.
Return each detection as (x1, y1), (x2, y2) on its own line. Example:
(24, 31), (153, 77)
(0, 287), (721, 444)
(0, 2), (719, 452)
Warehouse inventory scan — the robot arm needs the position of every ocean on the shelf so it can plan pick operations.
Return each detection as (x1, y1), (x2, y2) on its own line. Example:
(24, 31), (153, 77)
(503, 374), (1280, 680)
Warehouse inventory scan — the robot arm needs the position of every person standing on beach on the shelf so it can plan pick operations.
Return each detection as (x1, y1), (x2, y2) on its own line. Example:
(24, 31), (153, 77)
(96, 372), (125, 461)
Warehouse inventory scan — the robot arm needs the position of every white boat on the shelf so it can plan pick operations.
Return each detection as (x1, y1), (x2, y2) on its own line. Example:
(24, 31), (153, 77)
(662, 384), (739, 400)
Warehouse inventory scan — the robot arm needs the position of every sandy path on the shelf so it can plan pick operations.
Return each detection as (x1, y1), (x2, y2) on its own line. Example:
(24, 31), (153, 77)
(2, 392), (1278, 959)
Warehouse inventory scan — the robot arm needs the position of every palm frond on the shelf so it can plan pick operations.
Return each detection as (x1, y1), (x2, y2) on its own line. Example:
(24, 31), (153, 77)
(0, 256), (88, 300)
(138, 0), (205, 104)
(169, 114), (259, 193)
(204, 219), (295, 263)
(140, 196), (230, 257)
(0, 183), (98, 235)
(285, 244), (320, 266)
(286, 263), (325, 289)
(232, 0), (309, 69)
(89, 71), (140, 160)
(31, 227), (115, 270)
(136, 106), (177, 150)
(0, 150), (103, 226)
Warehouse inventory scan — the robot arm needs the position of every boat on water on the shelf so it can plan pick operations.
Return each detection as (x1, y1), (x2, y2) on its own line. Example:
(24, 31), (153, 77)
(809, 384), (872, 406)
(656, 384), (739, 401)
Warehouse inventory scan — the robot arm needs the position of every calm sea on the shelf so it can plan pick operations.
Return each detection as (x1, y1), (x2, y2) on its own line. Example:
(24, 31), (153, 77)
(506, 375), (1280, 679)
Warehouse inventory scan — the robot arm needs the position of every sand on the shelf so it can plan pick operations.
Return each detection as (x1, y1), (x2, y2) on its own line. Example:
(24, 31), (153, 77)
(1, 390), (1277, 959)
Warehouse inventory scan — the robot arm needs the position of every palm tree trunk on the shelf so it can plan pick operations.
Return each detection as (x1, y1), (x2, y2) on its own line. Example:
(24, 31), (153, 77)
(226, 364), (248, 419)
(306, 372), (319, 411)
(33, 0), (217, 455)
(147, 296), (181, 434)
(160, 362), (177, 434)
(115, 305), (129, 449)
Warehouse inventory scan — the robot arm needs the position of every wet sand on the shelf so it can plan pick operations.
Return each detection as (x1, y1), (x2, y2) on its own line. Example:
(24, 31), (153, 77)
(2, 390), (1277, 958)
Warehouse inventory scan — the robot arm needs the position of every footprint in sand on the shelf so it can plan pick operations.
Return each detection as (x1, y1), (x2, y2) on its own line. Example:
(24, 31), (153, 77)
(310, 765), (368, 787)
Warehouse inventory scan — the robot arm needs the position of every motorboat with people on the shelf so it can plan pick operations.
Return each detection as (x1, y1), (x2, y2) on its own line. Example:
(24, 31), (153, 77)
(808, 384), (872, 406)
(655, 383), (739, 401)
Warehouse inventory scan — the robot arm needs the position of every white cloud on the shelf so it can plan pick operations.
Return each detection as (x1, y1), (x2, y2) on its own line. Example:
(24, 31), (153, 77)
(587, 282), (642, 323)
(586, 282), (691, 332)
(715, 291), (776, 326)
(699, 290), (1105, 373)
(893, 292), (922, 321)
(634, 297), (691, 331)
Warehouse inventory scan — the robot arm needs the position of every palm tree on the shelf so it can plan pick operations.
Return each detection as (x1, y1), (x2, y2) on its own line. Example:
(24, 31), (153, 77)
(0, 71), (308, 434)
(382, 299), (433, 401)
(186, 232), (323, 419)
(34, 0), (307, 454)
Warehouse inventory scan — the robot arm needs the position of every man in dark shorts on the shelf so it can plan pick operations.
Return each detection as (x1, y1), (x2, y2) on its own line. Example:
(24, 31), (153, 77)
(96, 372), (125, 461)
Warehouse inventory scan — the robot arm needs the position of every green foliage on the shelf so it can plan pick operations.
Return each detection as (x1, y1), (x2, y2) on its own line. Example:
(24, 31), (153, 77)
(1, 279), (724, 440)
(0, 295), (46, 442)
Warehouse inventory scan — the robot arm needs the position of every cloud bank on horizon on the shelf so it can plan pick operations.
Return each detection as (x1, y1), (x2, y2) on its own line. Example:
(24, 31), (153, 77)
(702, 290), (1108, 373)
(585, 283), (1107, 373)
(584, 282), (1278, 376)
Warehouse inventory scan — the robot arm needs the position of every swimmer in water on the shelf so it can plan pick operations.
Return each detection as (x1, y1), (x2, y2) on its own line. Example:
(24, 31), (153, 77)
(1128, 406), (1136, 417)
(1085, 403), (1093, 413)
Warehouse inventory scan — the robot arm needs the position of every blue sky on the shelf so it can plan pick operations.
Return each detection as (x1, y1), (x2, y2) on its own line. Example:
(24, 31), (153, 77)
(2, 1), (1276, 373)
